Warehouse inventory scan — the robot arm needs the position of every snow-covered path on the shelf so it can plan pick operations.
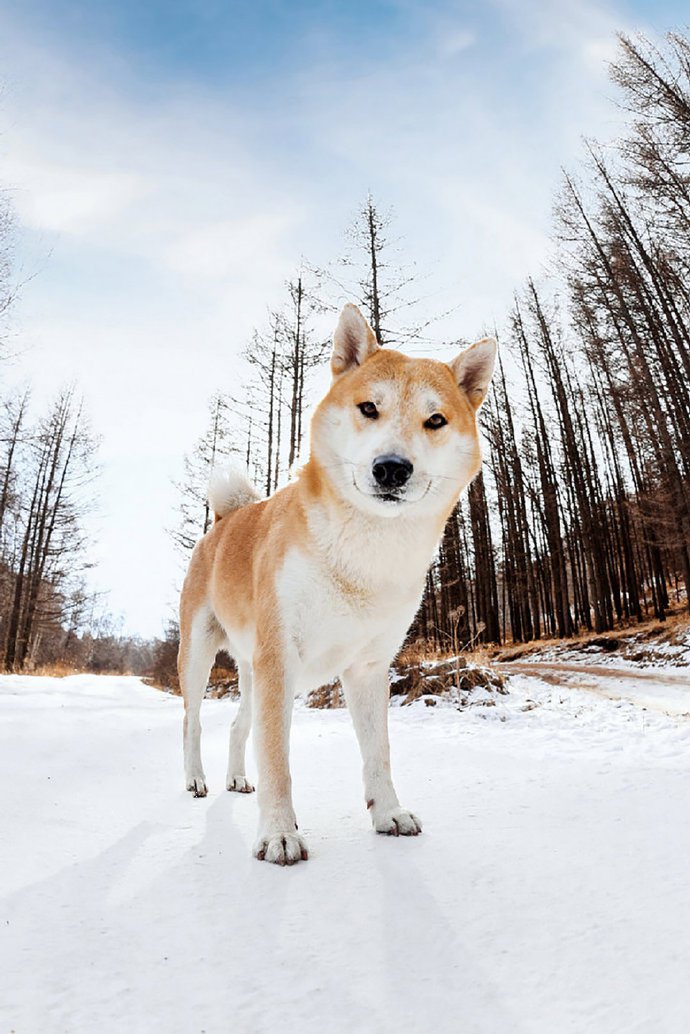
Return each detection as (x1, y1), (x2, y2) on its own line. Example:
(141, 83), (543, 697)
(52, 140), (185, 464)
(499, 659), (690, 715)
(3, 674), (690, 1034)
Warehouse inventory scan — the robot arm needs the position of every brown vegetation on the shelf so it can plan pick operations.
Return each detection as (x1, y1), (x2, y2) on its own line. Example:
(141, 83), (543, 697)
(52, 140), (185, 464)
(493, 606), (690, 665)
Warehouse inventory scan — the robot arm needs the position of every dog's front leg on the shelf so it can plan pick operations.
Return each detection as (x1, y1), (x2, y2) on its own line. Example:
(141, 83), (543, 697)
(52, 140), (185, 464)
(252, 647), (308, 865)
(341, 661), (422, 837)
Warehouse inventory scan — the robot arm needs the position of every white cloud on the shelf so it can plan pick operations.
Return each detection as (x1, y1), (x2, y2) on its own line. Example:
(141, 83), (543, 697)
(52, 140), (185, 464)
(582, 36), (622, 66)
(488, 0), (622, 52)
(436, 28), (476, 59)
(5, 155), (148, 234)
(164, 211), (299, 284)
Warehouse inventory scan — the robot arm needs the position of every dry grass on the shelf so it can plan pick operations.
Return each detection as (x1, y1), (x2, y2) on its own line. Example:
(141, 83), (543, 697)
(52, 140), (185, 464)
(396, 639), (447, 667)
(30, 662), (133, 679)
(146, 659), (238, 697)
(391, 655), (506, 707)
(29, 661), (81, 678)
(397, 638), (498, 670)
(493, 606), (690, 663)
(459, 644), (495, 667)
(303, 651), (508, 709)
(143, 675), (177, 693)
(305, 680), (345, 708)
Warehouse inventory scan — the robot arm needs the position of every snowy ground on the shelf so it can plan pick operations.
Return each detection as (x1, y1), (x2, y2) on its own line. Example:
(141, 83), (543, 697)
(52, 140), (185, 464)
(521, 626), (690, 675)
(498, 659), (690, 716)
(3, 672), (690, 1034)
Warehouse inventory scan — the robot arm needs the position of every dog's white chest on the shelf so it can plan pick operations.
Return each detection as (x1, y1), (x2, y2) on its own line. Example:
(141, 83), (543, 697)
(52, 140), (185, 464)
(276, 546), (420, 689)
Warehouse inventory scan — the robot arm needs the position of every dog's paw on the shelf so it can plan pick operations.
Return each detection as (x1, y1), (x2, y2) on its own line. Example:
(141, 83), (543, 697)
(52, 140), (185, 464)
(226, 774), (255, 794)
(253, 831), (309, 866)
(186, 774), (208, 798)
(374, 807), (422, 837)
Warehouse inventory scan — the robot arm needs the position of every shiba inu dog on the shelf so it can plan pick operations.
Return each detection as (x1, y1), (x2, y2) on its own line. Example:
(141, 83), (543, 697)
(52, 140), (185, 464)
(178, 304), (496, 865)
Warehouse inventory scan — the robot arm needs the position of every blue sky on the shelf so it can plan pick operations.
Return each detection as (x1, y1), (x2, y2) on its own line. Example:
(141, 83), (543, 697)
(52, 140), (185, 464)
(0, 0), (688, 637)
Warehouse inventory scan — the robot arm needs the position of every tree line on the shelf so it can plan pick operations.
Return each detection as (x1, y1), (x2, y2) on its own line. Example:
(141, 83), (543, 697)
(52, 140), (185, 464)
(0, 383), (159, 673)
(417, 31), (690, 648)
(174, 31), (690, 657)
(0, 202), (154, 672)
(0, 386), (97, 668)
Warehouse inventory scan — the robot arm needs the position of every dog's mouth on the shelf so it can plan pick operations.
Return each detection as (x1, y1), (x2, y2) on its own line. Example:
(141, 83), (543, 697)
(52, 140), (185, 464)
(351, 473), (432, 507)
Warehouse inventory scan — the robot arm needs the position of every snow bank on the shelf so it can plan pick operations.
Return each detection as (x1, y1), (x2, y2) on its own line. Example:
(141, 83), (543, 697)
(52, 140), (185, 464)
(527, 626), (690, 676)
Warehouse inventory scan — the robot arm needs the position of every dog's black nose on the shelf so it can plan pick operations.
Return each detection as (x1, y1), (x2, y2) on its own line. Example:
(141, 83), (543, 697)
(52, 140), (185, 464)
(372, 455), (413, 489)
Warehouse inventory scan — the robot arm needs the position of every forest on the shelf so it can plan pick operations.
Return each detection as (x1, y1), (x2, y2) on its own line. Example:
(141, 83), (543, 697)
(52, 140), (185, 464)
(1, 31), (689, 673)
(0, 385), (151, 672)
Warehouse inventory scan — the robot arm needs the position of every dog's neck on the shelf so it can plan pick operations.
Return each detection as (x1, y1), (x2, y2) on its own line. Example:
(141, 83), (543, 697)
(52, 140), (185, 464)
(296, 457), (450, 597)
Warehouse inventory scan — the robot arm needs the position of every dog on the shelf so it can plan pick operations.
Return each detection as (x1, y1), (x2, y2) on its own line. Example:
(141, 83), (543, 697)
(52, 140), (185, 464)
(178, 303), (496, 864)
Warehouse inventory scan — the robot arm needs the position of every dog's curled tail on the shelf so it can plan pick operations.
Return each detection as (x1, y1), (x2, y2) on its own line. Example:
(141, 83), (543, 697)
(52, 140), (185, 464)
(208, 466), (261, 521)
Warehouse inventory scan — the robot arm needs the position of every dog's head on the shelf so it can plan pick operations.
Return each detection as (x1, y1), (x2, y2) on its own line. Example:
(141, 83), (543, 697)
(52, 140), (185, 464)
(309, 304), (496, 519)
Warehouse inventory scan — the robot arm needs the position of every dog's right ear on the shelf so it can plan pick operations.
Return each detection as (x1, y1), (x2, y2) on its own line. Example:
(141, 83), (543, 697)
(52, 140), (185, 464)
(331, 304), (379, 377)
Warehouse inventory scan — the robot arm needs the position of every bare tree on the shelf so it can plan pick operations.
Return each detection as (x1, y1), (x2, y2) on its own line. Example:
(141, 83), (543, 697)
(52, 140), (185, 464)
(171, 391), (242, 558)
(3, 389), (98, 670)
(0, 188), (14, 356)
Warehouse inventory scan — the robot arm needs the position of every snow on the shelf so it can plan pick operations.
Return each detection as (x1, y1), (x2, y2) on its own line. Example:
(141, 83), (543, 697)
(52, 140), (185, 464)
(500, 660), (690, 716)
(3, 672), (690, 1033)
(527, 628), (690, 676)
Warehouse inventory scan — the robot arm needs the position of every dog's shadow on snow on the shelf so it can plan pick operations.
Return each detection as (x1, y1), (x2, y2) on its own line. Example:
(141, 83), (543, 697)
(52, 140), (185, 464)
(4, 794), (526, 1031)
(367, 840), (527, 1033)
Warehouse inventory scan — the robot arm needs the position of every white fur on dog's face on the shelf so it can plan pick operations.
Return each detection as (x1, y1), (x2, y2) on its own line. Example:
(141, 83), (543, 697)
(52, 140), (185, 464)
(311, 361), (497, 528)
(313, 377), (481, 518)
(309, 305), (496, 519)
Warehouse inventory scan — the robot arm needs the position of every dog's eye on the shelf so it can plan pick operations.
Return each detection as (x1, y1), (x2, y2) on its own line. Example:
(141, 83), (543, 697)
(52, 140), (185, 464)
(424, 413), (447, 430)
(357, 401), (378, 420)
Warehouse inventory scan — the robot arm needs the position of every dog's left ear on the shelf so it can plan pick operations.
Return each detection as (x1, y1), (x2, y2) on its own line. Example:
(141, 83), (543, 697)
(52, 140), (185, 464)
(331, 304), (379, 377)
(449, 337), (497, 410)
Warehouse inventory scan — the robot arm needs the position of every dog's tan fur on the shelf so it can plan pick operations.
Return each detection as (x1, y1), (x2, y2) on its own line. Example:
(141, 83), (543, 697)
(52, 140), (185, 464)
(178, 303), (496, 864)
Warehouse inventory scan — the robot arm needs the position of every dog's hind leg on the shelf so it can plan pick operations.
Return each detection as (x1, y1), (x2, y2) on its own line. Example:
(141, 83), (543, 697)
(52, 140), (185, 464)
(226, 662), (254, 793)
(179, 607), (223, 797)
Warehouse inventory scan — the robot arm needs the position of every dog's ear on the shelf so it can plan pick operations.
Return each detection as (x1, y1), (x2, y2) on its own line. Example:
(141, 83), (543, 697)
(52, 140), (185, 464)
(449, 337), (497, 410)
(331, 304), (379, 377)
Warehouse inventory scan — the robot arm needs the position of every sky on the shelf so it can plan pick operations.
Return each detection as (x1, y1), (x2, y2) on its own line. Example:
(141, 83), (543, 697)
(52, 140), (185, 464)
(0, 0), (687, 639)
